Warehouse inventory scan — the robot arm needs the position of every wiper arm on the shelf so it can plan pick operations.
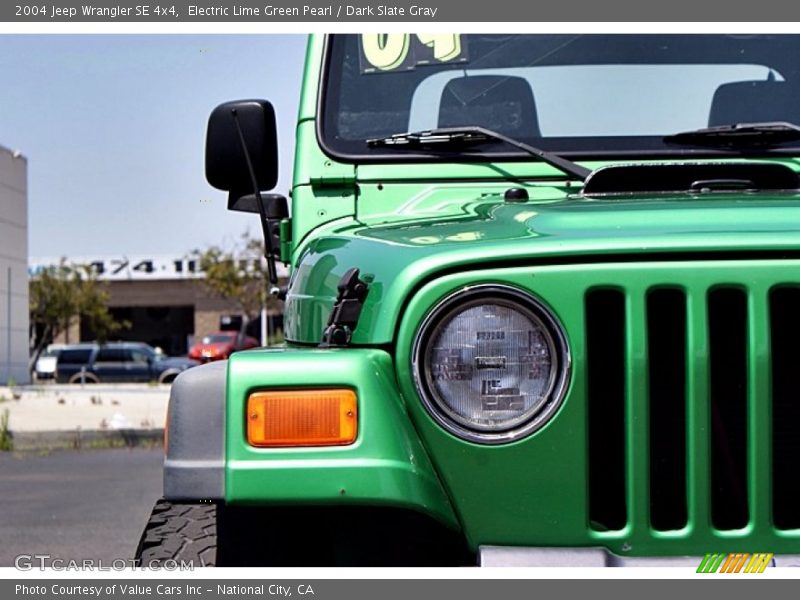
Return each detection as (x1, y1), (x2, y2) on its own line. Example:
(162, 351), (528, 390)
(664, 121), (800, 149)
(367, 126), (591, 181)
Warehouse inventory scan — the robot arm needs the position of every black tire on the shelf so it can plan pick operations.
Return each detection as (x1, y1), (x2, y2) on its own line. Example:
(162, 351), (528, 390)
(135, 499), (218, 567)
(68, 372), (99, 384)
(158, 370), (181, 384)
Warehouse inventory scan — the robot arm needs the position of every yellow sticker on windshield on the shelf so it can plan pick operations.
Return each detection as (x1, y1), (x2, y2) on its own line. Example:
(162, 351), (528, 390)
(359, 34), (467, 74)
(361, 34), (411, 71)
(416, 34), (463, 63)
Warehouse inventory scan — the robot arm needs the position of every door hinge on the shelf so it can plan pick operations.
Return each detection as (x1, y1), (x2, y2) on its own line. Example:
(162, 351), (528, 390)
(309, 161), (357, 189)
(279, 217), (292, 263)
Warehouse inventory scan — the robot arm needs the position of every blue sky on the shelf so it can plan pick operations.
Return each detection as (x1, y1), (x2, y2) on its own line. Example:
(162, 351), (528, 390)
(0, 35), (306, 258)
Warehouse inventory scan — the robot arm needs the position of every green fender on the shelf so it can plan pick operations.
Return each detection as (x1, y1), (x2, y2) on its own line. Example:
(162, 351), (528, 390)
(225, 347), (460, 531)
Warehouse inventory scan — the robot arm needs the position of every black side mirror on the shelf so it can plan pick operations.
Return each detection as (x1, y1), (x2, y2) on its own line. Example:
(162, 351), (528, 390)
(229, 193), (288, 259)
(205, 99), (278, 204)
(228, 193), (288, 218)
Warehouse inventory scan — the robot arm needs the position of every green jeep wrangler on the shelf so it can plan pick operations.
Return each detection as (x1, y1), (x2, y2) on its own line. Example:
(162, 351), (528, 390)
(136, 34), (800, 567)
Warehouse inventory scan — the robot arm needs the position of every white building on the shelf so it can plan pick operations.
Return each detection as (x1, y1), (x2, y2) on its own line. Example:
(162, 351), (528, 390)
(0, 145), (29, 385)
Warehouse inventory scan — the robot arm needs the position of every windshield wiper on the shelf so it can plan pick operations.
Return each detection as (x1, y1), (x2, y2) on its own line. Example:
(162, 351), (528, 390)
(664, 121), (800, 149)
(367, 126), (591, 181)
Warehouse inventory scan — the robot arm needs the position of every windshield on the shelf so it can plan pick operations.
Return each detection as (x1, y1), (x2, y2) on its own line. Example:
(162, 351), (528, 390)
(321, 34), (800, 158)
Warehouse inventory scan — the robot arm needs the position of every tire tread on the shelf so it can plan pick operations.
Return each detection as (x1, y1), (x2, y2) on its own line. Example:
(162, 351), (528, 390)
(135, 499), (217, 567)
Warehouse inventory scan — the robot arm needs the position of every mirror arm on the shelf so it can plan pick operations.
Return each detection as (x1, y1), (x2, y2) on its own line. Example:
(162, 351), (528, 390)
(230, 108), (279, 287)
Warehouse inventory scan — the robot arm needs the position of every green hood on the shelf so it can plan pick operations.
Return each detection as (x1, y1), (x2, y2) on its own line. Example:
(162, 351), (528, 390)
(285, 189), (800, 344)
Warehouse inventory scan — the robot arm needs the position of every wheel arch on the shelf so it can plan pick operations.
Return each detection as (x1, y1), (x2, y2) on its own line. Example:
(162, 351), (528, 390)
(157, 369), (181, 384)
(225, 347), (461, 532)
(67, 371), (99, 384)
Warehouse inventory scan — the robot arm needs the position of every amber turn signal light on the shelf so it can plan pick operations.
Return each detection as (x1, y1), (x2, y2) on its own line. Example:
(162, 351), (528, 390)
(246, 389), (357, 447)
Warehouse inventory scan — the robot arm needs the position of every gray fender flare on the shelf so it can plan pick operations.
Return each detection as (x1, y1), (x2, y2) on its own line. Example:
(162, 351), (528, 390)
(163, 360), (226, 501)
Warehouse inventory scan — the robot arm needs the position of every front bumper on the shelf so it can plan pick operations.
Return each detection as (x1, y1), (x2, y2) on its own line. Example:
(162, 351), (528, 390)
(479, 546), (800, 567)
(165, 346), (460, 532)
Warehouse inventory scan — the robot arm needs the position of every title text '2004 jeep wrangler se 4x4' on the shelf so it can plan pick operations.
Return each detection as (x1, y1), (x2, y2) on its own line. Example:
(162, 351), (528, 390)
(136, 34), (800, 567)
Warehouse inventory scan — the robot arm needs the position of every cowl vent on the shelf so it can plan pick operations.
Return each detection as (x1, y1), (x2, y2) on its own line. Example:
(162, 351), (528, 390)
(582, 162), (800, 197)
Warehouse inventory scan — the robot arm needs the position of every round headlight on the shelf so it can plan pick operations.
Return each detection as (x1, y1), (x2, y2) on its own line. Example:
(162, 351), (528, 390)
(412, 285), (570, 444)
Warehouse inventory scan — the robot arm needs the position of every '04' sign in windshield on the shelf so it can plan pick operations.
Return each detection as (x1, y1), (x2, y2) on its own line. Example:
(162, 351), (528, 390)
(359, 33), (468, 74)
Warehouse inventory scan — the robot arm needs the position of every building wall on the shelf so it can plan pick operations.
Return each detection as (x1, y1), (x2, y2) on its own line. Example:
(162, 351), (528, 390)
(52, 278), (255, 353)
(104, 279), (234, 342)
(0, 147), (29, 384)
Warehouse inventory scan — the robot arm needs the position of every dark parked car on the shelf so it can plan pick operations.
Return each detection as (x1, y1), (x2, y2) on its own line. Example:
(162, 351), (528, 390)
(55, 342), (199, 384)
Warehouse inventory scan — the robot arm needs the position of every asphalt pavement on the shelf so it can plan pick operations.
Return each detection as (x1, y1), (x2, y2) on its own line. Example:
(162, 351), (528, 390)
(0, 448), (163, 567)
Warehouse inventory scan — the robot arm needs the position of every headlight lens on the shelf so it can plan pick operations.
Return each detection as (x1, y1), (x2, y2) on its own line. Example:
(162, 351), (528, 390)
(413, 285), (570, 444)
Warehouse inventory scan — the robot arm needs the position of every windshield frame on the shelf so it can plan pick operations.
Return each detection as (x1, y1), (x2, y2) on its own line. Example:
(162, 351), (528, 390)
(316, 34), (800, 165)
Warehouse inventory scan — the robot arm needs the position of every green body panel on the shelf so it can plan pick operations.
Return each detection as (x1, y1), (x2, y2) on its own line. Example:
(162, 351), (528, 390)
(290, 122), (356, 253)
(290, 35), (357, 253)
(224, 346), (460, 531)
(296, 35), (324, 124)
(284, 188), (800, 344)
(393, 261), (800, 555)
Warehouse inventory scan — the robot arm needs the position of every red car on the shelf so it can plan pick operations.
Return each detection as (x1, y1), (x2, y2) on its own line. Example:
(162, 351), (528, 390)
(188, 331), (259, 362)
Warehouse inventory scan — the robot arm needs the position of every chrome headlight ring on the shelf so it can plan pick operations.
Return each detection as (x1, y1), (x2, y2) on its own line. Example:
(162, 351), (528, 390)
(412, 284), (571, 445)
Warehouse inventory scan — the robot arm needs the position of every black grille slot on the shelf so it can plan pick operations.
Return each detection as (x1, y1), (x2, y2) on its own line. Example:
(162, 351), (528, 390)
(708, 288), (749, 530)
(647, 289), (688, 531)
(770, 287), (800, 530)
(586, 289), (627, 531)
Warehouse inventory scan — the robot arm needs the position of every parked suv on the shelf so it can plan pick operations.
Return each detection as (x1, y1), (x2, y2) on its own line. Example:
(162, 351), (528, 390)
(55, 342), (198, 384)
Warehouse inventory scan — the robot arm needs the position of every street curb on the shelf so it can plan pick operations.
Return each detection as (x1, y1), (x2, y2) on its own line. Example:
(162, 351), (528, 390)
(8, 429), (165, 452)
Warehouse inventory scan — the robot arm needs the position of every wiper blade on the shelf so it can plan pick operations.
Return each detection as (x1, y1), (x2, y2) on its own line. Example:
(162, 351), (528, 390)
(368, 128), (492, 147)
(664, 121), (800, 149)
(367, 126), (591, 181)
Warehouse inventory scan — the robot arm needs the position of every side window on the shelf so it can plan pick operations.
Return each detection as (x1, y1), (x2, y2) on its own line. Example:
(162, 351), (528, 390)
(95, 348), (123, 363)
(57, 349), (93, 364)
(129, 349), (150, 365)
